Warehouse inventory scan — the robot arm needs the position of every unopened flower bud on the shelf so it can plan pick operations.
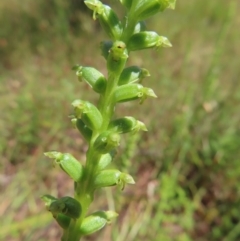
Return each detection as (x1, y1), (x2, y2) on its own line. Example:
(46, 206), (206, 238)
(85, 0), (122, 40)
(72, 100), (103, 130)
(93, 131), (120, 154)
(44, 152), (83, 182)
(128, 31), (172, 51)
(94, 169), (122, 188)
(79, 211), (118, 235)
(48, 196), (81, 219)
(71, 118), (92, 142)
(118, 66), (150, 85)
(73, 65), (107, 93)
(108, 116), (147, 134)
(99, 5), (122, 40)
(41, 195), (72, 229)
(107, 41), (128, 74)
(114, 84), (157, 104)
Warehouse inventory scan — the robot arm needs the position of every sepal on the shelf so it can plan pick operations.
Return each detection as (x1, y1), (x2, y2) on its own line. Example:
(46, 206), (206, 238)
(44, 152), (83, 182)
(41, 194), (57, 209)
(117, 173), (135, 190)
(118, 66), (150, 85)
(79, 211), (118, 235)
(108, 116), (147, 134)
(165, 0), (176, 10)
(71, 118), (92, 142)
(107, 41), (128, 74)
(128, 31), (172, 51)
(114, 84), (157, 104)
(93, 131), (121, 154)
(72, 100), (103, 130)
(73, 65), (107, 93)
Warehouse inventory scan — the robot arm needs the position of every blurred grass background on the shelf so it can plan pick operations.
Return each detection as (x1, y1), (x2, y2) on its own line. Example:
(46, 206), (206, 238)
(0, 0), (240, 240)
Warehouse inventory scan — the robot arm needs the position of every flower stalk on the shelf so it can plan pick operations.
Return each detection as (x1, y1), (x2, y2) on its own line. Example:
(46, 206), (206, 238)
(41, 0), (176, 240)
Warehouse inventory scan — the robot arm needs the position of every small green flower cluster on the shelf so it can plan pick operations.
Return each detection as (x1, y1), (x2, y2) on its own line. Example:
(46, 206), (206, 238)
(41, 0), (176, 240)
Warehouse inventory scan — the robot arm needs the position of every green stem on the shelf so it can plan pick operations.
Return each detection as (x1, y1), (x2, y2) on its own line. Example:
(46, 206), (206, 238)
(98, 73), (119, 129)
(121, 14), (137, 43)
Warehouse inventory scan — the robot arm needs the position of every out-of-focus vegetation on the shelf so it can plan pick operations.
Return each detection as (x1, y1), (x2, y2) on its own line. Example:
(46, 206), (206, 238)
(1, 0), (240, 240)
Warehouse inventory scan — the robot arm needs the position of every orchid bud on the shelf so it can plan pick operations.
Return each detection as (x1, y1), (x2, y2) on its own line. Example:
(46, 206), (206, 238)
(128, 31), (172, 51)
(49, 196), (81, 219)
(44, 152), (83, 182)
(94, 169), (121, 188)
(114, 84), (157, 104)
(93, 131), (121, 154)
(41, 195), (72, 229)
(130, 0), (176, 21)
(85, 0), (122, 40)
(79, 211), (118, 235)
(118, 66), (150, 85)
(72, 100), (103, 130)
(71, 118), (92, 142)
(73, 65), (107, 93)
(109, 41), (128, 62)
(98, 5), (122, 40)
(107, 41), (128, 74)
(100, 40), (113, 60)
(108, 116), (147, 134)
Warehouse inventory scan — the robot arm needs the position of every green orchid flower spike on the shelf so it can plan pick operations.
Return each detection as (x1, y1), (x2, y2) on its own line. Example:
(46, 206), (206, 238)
(42, 0), (177, 240)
